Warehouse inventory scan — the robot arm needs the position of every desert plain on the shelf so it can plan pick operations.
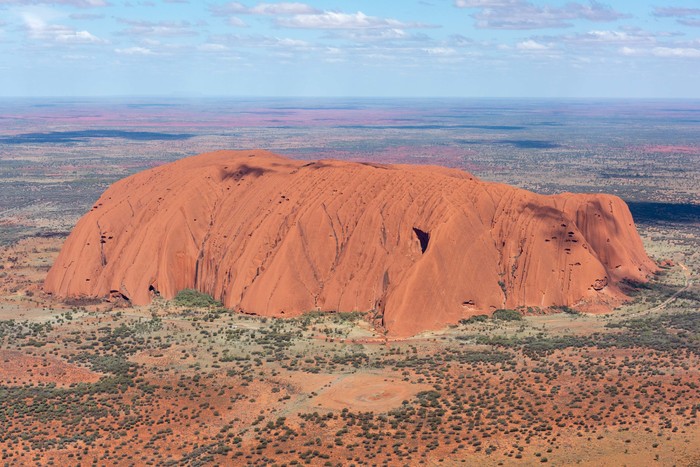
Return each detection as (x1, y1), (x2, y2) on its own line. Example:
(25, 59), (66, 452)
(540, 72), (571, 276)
(0, 98), (698, 466)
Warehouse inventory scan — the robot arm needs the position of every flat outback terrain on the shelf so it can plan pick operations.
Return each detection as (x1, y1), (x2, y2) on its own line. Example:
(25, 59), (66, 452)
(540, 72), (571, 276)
(1, 99), (699, 466)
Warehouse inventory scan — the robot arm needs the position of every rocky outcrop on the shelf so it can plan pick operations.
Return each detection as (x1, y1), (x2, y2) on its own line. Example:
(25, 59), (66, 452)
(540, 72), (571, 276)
(45, 150), (657, 336)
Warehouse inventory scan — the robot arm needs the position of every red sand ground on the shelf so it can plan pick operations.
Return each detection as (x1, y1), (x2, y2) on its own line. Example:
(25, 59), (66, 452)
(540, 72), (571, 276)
(308, 373), (431, 412)
(1, 237), (698, 465)
(0, 349), (101, 387)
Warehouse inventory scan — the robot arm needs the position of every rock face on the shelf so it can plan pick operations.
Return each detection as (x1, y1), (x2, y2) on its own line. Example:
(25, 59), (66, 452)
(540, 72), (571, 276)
(45, 150), (657, 336)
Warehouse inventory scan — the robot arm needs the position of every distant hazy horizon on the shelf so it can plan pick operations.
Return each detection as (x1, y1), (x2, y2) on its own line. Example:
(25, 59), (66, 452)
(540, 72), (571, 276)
(3, 96), (700, 101)
(5, 91), (700, 101)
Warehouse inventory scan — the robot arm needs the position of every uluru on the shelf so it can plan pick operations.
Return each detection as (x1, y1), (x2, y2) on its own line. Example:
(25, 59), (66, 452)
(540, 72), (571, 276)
(45, 150), (657, 336)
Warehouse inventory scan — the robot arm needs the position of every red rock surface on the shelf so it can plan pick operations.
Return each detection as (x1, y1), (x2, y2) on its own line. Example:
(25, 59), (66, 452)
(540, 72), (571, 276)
(45, 150), (657, 336)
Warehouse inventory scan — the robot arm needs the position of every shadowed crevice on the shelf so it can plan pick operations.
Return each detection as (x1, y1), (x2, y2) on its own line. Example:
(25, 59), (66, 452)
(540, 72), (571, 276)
(413, 227), (430, 254)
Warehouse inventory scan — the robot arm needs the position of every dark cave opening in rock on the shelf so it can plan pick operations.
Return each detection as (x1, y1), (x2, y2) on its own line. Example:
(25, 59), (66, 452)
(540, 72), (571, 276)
(413, 227), (430, 254)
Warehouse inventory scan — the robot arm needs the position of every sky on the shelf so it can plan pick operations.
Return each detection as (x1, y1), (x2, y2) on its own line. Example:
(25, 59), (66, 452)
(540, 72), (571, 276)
(1, 0), (699, 98)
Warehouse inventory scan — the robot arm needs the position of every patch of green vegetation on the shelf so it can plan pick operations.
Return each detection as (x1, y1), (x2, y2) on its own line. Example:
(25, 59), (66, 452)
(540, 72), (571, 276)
(498, 280), (507, 296)
(416, 390), (441, 407)
(609, 311), (700, 335)
(174, 289), (222, 308)
(0, 320), (53, 343)
(286, 310), (367, 340)
(492, 309), (522, 321)
(678, 289), (700, 303)
(71, 354), (137, 377)
(550, 305), (579, 315)
(473, 311), (700, 356)
(0, 350), (140, 452)
(294, 310), (365, 327)
(332, 311), (365, 323)
(620, 276), (684, 302)
(130, 316), (163, 334)
(459, 314), (489, 325)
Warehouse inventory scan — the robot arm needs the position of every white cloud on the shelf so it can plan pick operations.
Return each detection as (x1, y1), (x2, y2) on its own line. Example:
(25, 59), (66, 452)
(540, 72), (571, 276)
(652, 6), (700, 26)
(652, 7), (700, 17)
(249, 2), (318, 15)
(652, 46), (700, 58)
(0, 0), (107, 6)
(582, 30), (641, 43)
(448, 34), (474, 46)
(516, 39), (548, 50)
(61, 53), (93, 60)
(209, 3), (435, 42)
(423, 46), (456, 56)
(198, 43), (229, 52)
(545, 28), (660, 49)
(115, 46), (154, 55)
(207, 33), (315, 50)
(455, 0), (628, 30)
(227, 17), (247, 27)
(69, 13), (104, 20)
(618, 46), (700, 58)
(276, 37), (308, 47)
(21, 9), (105, 44)
(322, 28), (432, 44)
(116, 19), (199, 36)
(455, 0), (518, 6)
(679, 18), (700, 27)
(276, 11), (429, 29)
(211, 2), (318, 17)
(57, 29), (103, 43)
(210, 1), (246, 15)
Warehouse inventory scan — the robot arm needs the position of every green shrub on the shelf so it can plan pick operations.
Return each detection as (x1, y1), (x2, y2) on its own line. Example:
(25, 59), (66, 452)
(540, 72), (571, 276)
(333, 311), (364, 323)
(551, 305), (579, 315)
(174, 289), (222, 308)
(492, 309), (522, 321)
(459, 314), (489, 325)
(498, 280), (507, 296)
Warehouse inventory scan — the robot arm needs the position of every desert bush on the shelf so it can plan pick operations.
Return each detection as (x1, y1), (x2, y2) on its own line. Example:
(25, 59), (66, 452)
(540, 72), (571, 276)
(333, 311), (364, 323)
(459, 314), (489, 325)
(492, 309), (522, 321)
(551, 305), (579, 315)
(174, 289), (222, 308)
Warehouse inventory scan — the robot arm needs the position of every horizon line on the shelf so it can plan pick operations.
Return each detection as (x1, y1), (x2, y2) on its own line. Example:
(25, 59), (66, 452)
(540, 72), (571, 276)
(1, 95), (700, 100)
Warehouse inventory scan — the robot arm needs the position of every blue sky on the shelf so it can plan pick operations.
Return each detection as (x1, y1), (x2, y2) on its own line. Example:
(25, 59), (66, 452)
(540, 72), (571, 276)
(1, 0), (699, 97)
